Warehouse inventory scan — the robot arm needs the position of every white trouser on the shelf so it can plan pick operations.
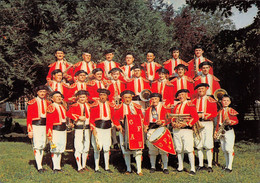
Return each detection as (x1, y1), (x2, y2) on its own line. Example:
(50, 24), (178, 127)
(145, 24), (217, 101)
(119, 132), (142, 173)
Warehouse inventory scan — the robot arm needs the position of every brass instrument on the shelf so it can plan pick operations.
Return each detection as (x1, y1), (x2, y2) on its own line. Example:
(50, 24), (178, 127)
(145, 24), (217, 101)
(166, 113), (191, 128)
(214, 88), (228, 111)
(215, 119), (227, 140)
(140, 89), (152, 109)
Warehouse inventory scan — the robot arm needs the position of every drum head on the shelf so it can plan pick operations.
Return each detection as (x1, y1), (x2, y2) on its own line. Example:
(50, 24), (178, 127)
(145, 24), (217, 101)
(149, 127), (166, 142)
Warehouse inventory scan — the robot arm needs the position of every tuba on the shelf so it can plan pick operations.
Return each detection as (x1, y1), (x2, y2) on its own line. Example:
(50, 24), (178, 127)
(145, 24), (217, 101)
(214, 89), (228, 111)
(140, 89), (152, 102)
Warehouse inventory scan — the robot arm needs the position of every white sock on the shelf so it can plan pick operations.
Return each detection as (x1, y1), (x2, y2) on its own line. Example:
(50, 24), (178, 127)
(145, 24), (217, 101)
(188, 152), (195, 172)
(150, 155), (156, 169)
(135, 155), (142, 174)
(82, 152), (88, 168)
(206, 149), (213, 167)
(223, 151), (229, 168)
(52, 153), (61, 170)
(177, 153), (184, 171)
(74, 151), (82, 171)
(57, 153), (62, 170)
(94, 151), (100, 171)
(124, 154), (131, 172)
(35, 149), (43, 170)
(104, 151), (110, 170)
(161, 154), (168, 170)
(228, 152), (234, 170)
(197, 149), (204, 167)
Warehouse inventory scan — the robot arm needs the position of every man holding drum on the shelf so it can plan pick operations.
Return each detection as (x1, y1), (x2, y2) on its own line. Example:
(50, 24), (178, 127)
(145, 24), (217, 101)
(114, 90), (144, 176)
(171, 89), (199, 175)
(144, 93), (170, 174)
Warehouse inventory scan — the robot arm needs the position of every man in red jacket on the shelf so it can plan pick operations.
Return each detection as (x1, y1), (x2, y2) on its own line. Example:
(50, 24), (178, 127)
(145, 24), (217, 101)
(142, 51), (162, 81)
(214, 94), (239, 173)
(67, 90), (91, 172)
(172, 89), (199, 175)
(90, 89), (115, 173)
(192, 83), (218, 172)
(46, 91), (67, 173)
(27, 85), (51, 173)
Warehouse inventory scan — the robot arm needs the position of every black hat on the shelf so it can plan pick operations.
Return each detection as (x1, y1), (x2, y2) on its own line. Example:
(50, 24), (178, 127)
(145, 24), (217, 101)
(50, 91), (64, 98)
(75, 90), (89, 97)
(82, 51), (91, 55)
(150, 93), (162, 101)
(169, 46), (180, 53)
(194, 83), (210, 90)
(174, 64), (188, 71)
(175, 89), (190, 98)
(51, 69), (62, 76)
(75, 70), (88, 76)
(108, 68), (123, 74)
(92, 68), (103, 74)
(221, 94), (232, 100)
(199, 61), (212, 69)
(104, 49), (115, 55)
(120, 90), (135, 97)
(131, 64), (144, 71)
(97, 89), (110, 95)
(55, 49), (65, 54)
(125, 53), (135, 58)
(35, 85), (49, 92)
(147, 50), (155, 55)
(194, 44), (204, 50)
(156, 67), (169, 74)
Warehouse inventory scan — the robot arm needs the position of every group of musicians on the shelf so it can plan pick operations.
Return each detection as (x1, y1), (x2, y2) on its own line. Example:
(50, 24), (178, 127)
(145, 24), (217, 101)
(27, 45), (239, 176)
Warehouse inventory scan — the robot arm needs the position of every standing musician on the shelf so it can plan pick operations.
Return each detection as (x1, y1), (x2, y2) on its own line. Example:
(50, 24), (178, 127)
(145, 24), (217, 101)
(151, 68), (174, 106)
(46, 69), (71, 102)
(46, 91), (67, 173)
(113, 90), (144, 176)
(27, 85), (51, 173)
(97, 49), (120, 80)
(68, 70), (88, 103)
(67, 90), (91, 173)
(186, 44), (213, 78)
(90, 89), (115, 173)
(214, 94), (239, 173)
(73, 51), (96, 80)
(194, 62), (221, 97)
(142, 51), (162, 82)
(163, 47), (189, 79)
(171, 89), (199, 175)
(46, 49), (73, 82)
(87, 68), (108, 101)
(170, 64), (194, 99)
(144, 93), (170, 174)
(192, 83), (218, 172)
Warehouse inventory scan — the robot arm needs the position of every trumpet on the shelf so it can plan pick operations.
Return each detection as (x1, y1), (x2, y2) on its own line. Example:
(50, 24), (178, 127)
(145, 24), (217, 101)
(166, 113), (191, 128)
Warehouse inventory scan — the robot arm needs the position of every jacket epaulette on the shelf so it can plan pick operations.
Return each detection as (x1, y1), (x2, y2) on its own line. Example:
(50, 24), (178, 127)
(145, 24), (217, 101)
(191, 98), (196, 103)
(194, 76), (201, 81)
(163, 59), (171, 65)
(71, 103), (79, 107)
(70, 83), (77, 88)
(187, 102), (195, 107)
(213, 75), (220, 81)
(228, 108), (239, 116)
(87, 80), (96, 86)
(170, 78), (177, 82)
(166, 80), (174, 86)
(47, 105), (55, 113)
(143, 77), (150, 83)
(48, 62), (56, 67)
(126, 78), (135, 83)
(155, 62), (161, 67)
(133, 103), (142, 109)
(108, 101), (116, 108)
(115, 103), (123, 110)
(28, 98), (37, 105)
(90, 100), (99, 108)
(74, 62), (82, 67)
(186, 76), (194, 83)
(62, 82), (70, 88)
(208, 96), (217, 103)
(205, 58), (213, 63)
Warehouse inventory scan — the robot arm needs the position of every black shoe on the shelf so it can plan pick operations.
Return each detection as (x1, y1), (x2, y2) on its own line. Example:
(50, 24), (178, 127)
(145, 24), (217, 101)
(114, 144), (119, 150)
(196, 166), (205, 171)
(95, 170), (101, 173)
(38, 169), (44, 174)
(225, 168), (232, 173)
(77, 169), (84, 173)
(177, 169), (183, 172)
(150, 168), (156, 173)
(105, 169), (113, 173)
(163, 169), (169, 174)
(208, 167), (213, 173)
(189, 171), (196, 176)
(53, 169), (64, 174)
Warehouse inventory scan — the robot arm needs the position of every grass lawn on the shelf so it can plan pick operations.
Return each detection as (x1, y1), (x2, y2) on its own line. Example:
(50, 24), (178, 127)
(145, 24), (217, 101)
(0, 119), (259, 183)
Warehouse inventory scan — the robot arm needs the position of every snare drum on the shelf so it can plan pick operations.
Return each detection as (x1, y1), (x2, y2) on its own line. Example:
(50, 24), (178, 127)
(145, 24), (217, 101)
(149, 126), (176, 155)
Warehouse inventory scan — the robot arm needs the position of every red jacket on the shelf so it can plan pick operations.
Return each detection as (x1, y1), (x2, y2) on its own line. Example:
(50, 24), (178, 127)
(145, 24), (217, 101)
(216, 107), (239, 132)
(106, 80), (126, 103)
(46, 60), (73, 81)
(163, 58), (188, 78)
(46, 81), (71, 102)
(67, 102), (91, 122)
(194, 74), (221, 96)
(126, 77), (151, 96)
(144, 103), (169, 127)
(120, 64), (146, 80)
(67, 82), (88, 103)
(46, 103), (67, 139)
(73, 61), (96, 77)
(191, 96), (218, 121)
(89, 100), (115, 130)
(172, 101), (199, 127)
(27, 98), (51, 132)
(151, 80), (174, 106)
(96, 61), (120, 80)
(113, 102), (144, 127)
(142, 61), (162, 81)
(186, 57), (213, 78)
(170, 76), (195, 99)
(87, 80), (108, 101)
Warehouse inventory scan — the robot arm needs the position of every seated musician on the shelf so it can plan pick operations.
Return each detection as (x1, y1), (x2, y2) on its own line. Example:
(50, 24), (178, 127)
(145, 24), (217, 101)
(214, 94), (239, 173)
(192, 83), (218, 172)
(90, 89), (115, 173)
(114, 90), (144, 176)
(67, 90), (91, 173)
(144, 93), (170, 174)
(171, 89), (199, 175)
